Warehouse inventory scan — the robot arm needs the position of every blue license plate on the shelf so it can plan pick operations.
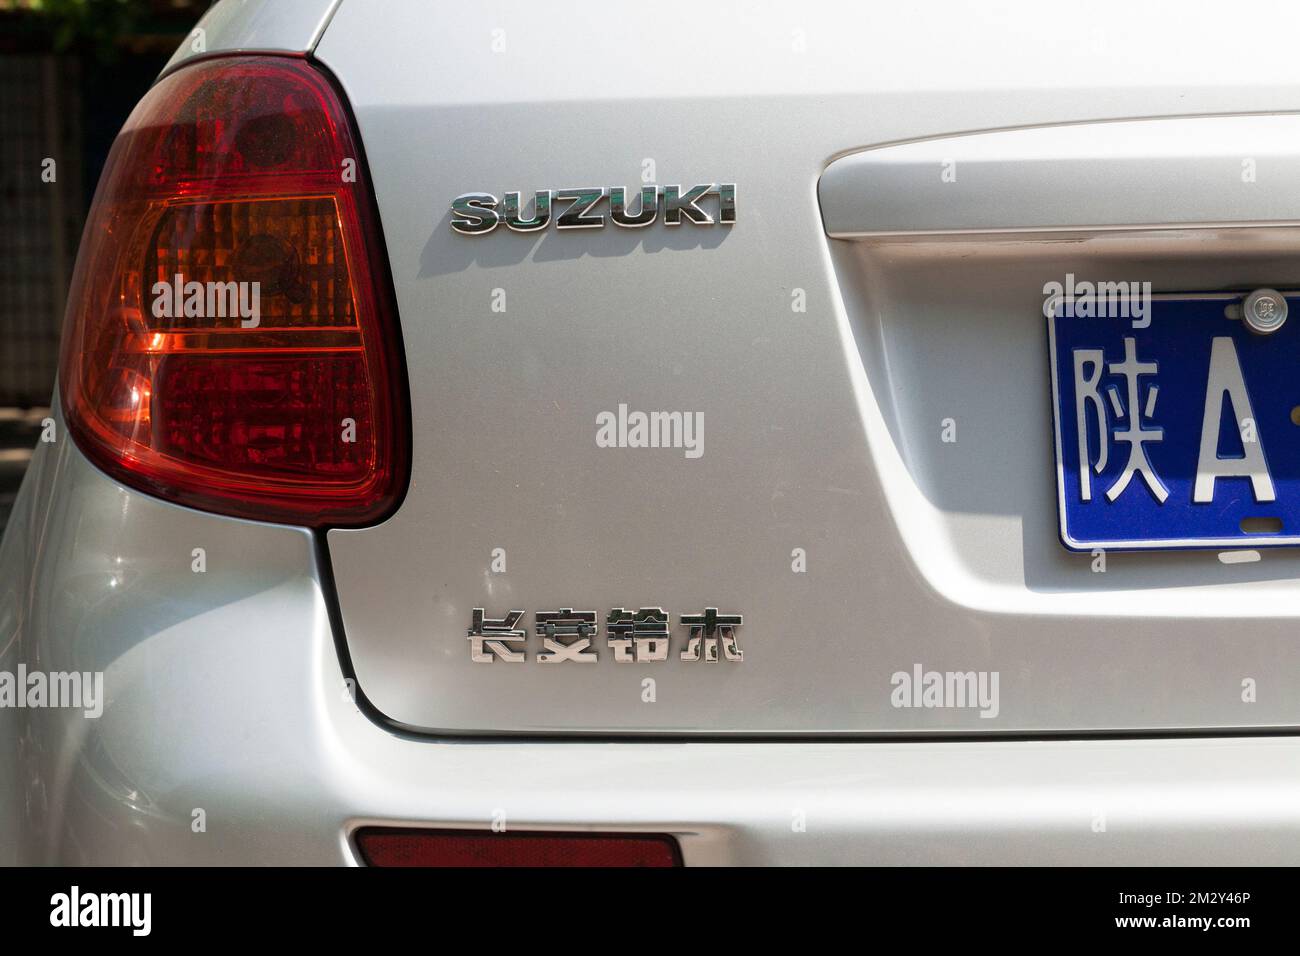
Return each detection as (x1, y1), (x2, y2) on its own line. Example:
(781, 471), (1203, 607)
(1049, 293), (1300, 550)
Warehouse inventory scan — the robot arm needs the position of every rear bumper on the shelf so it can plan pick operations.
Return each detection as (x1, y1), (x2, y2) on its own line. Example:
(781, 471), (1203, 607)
(2, 421), (1299, 865)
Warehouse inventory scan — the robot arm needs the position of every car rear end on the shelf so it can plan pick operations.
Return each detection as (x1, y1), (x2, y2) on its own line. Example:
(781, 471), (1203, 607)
(3, 0), (1300, 865)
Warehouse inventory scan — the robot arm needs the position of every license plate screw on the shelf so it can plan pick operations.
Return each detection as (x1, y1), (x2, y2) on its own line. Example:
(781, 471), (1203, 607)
(1241, 288), (1288, 335)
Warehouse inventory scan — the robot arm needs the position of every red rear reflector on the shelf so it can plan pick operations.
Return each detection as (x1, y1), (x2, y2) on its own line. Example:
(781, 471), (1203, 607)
(59, 55), (407, 525)
(354, 829), (683, 867)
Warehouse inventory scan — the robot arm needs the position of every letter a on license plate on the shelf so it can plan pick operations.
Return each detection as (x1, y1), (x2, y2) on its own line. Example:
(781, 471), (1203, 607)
(1049, 293), (1300, 549)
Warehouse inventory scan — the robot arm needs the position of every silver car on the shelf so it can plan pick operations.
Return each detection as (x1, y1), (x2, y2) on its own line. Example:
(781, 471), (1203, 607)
(3, 0), (1300, 866)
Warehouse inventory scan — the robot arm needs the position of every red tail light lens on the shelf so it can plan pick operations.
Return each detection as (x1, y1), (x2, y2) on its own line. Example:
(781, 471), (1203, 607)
(354, 829), (683, 867)
(59, 55), (407, 525)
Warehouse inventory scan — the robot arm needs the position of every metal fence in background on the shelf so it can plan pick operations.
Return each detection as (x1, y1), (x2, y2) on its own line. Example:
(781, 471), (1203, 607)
(0, 53), (82, 407)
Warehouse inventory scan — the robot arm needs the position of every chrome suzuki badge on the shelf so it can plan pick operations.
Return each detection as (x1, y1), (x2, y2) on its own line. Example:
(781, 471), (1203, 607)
(451, 184), (736, 234)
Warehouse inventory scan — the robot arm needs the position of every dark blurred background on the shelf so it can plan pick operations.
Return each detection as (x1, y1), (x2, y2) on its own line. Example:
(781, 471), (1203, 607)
(0, 0), (208, 528)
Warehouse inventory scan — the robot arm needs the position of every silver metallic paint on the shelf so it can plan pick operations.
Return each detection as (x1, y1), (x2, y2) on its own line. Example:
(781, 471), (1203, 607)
(160, 0), (340, 77)
(820, 115), (1300, 238)
(317, 0), (1300, 735)
(3, 436), (1300, 864)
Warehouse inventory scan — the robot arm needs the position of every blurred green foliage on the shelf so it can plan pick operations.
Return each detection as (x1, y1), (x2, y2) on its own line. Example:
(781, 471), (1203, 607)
(0, 0), (165, 61)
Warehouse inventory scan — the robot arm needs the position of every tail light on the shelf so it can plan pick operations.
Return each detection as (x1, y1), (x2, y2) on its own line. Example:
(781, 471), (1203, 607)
(59, 55), (407, 525)
(354, 828), (683, 867)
